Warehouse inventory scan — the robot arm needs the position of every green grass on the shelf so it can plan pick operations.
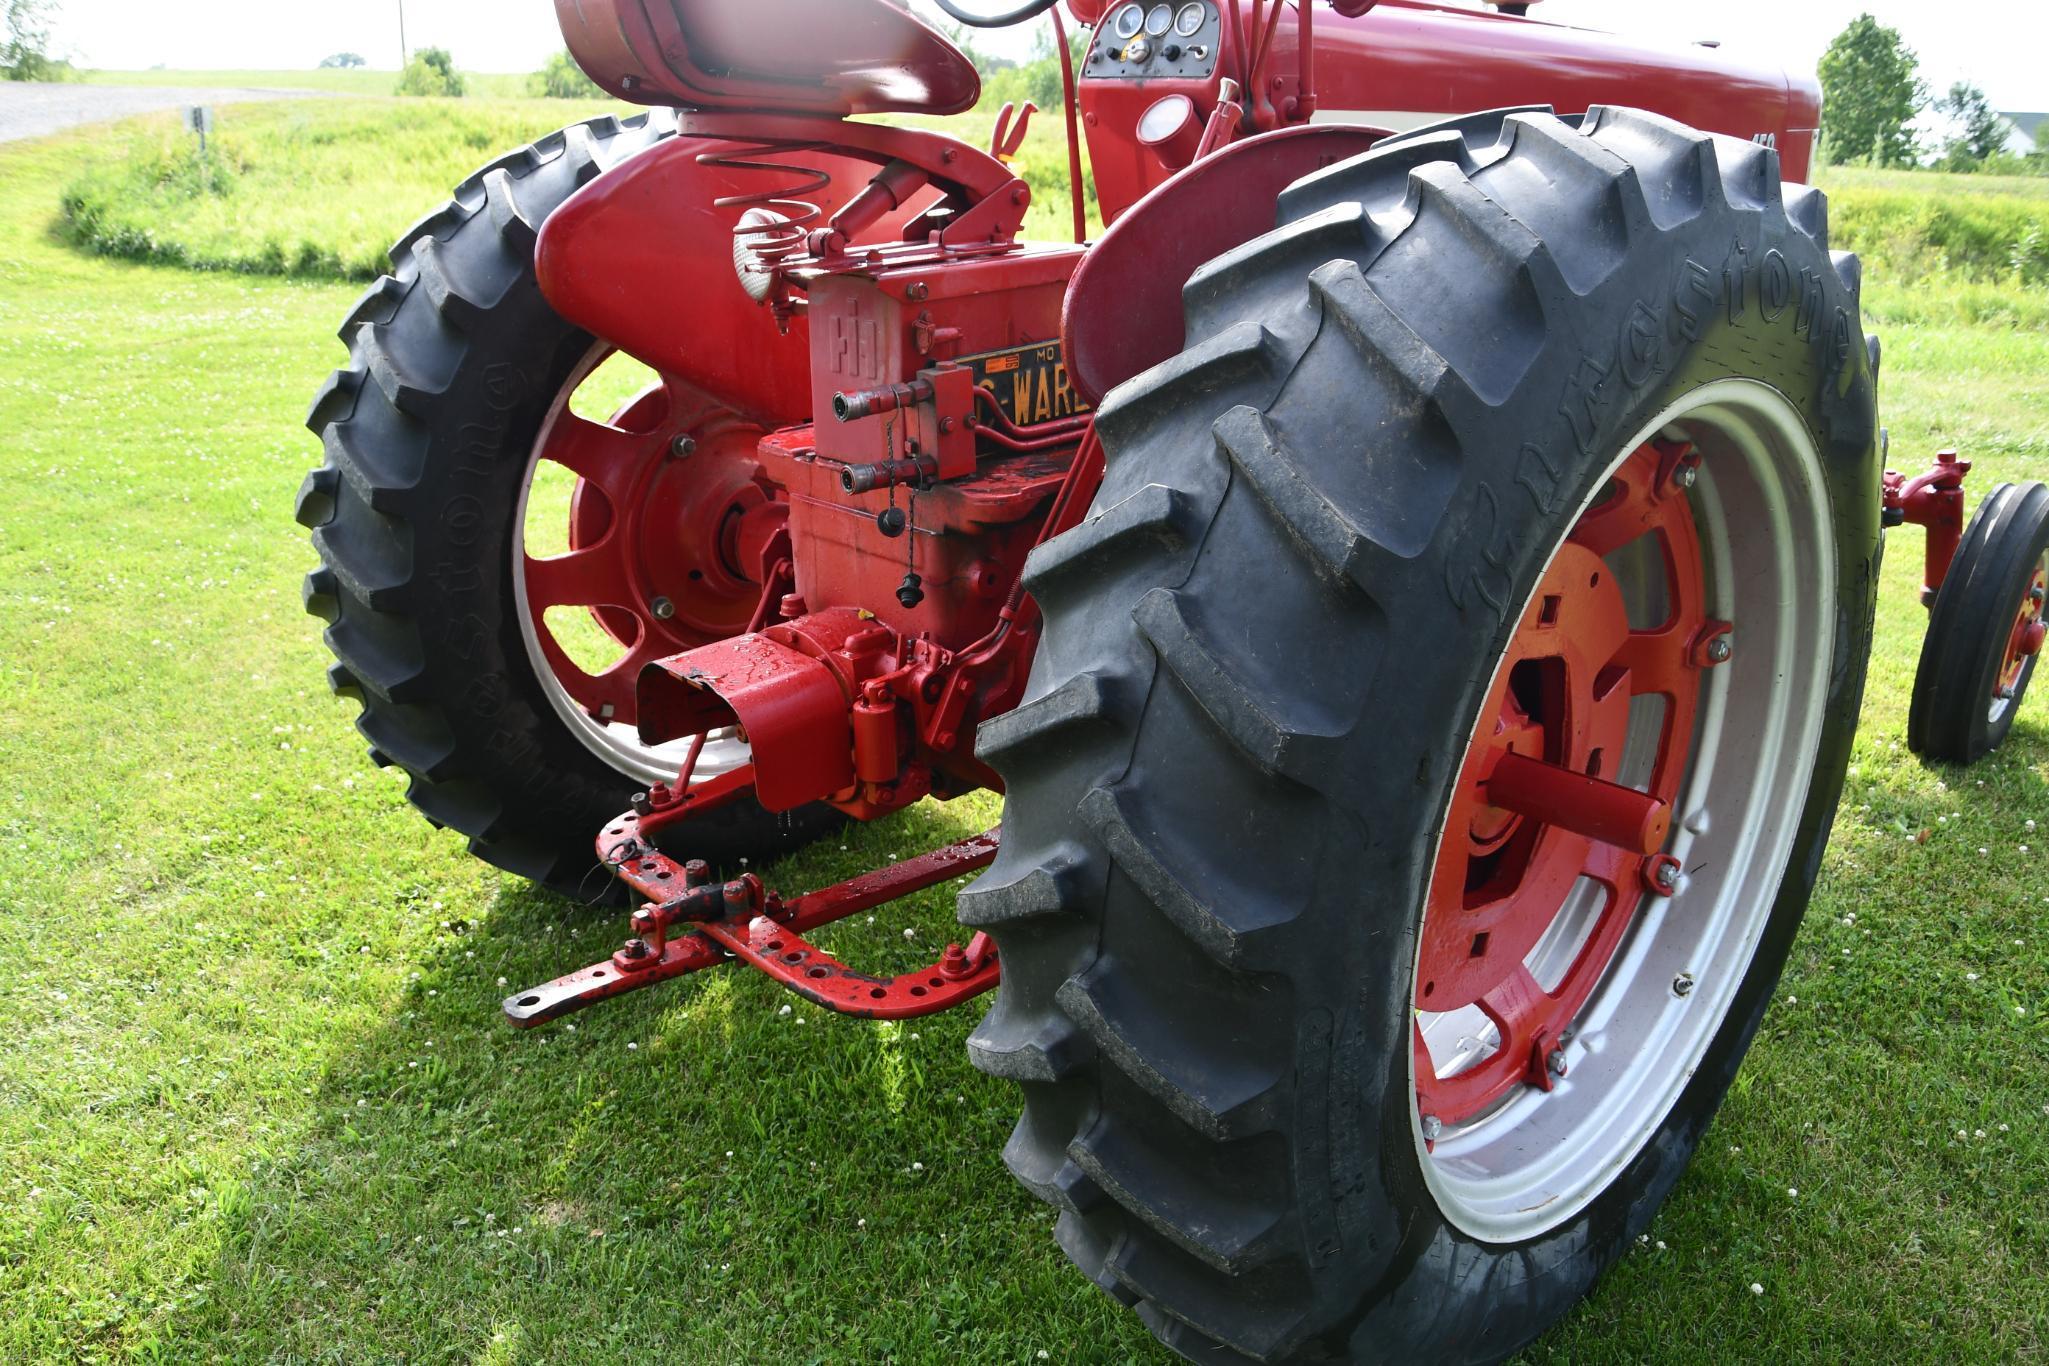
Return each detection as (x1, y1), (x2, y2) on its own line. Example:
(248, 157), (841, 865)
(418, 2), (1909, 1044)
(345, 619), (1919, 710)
(57, 98), (630, 280)
(1817, 165), (2049, 287)
(0, 107), (2045, 1364)
(78, 67), (540, 98)
(53, 97), (1096, 284)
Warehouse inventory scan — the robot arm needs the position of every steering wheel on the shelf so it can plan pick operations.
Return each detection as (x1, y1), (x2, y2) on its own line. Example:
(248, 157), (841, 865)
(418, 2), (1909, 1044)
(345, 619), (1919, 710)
(929, 0), (1065, 27)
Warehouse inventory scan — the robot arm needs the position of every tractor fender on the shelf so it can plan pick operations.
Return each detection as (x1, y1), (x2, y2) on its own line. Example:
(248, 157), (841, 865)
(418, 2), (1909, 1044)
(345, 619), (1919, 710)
(1061, 123), (1386, 406)
(535, 136), (929, 428)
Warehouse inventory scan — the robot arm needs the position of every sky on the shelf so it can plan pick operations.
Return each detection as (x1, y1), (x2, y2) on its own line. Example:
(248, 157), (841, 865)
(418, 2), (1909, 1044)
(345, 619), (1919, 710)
(47, 0), (2046, 112)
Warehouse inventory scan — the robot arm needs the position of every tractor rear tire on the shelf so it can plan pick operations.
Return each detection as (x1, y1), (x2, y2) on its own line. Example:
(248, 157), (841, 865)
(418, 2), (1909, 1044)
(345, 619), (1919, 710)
(1907, 481), (2049, 763)
(297, 111), (837, 897)
(968, 108), (1880, 1363)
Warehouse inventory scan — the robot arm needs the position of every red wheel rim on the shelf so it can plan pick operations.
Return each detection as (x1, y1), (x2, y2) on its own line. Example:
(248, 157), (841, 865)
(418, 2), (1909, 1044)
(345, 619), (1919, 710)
(1415, 438), (1717, 1131)
(523, 368), (786, 726)
(1995, 559), (2047, 705)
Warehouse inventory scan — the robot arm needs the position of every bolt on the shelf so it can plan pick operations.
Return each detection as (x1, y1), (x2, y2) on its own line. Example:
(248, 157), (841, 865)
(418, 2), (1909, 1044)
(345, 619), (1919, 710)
(906, 281), (929, 302)
(1706, 634), (1733, 664)
(650, 596), (676, 620)
(684, 858), (711, 888)
(1673, 971), (1696, 998)
(1420, 1114), (1443, 1143)
(629, 790), (654, 816)
(621, 936), (651, 960)
(669, 435), (697, 459)
(1547, 1048), (1568, 1078)
(2032, 586), (2045, 604)
(1675, 463), (1699, 491)
(1652, 860), (1680, 894)
(1998, 686), (2017, 701)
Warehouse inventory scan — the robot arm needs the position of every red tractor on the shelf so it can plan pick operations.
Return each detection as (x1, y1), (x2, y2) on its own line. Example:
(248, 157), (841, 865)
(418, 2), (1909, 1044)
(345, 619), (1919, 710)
(296, 1), (2049, 1359)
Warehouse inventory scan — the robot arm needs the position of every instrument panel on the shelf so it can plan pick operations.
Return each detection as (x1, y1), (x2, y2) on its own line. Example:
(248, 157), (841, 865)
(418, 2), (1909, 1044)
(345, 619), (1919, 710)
(1087, 1), (1220, 81)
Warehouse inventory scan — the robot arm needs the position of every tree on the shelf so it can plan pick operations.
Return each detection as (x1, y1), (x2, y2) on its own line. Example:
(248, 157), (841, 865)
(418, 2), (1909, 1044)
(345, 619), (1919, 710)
(1935, 81), (2006, 170)
(319, 52), (366, 69)
(2, 0), (67, 82)
(395, 45), (464, 97)
(1817, 14), (1924, 167)
(531, 49), (600, 99)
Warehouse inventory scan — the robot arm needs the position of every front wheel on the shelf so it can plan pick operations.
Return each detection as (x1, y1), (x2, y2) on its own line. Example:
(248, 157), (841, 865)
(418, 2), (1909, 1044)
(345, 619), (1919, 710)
(1908, 481), (2049, 763)
(968, 107), (1880, 1363)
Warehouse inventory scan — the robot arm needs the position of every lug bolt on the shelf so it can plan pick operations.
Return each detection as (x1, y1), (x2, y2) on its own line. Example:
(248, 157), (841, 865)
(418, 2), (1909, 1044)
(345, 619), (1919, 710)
(1998, 686), (2017, 701)
(1673, 971), (1696, 998)
(650, 596), (676, 620)
(1652, 860), (1680, 894)
(1547, 1048), (1568, 1078)
(1706, 634), (1733, 664)
(669, 435), (697, 459)
(1674, 463), (1698, 492)
(1420, 1114), (1443, 1142)
(2032, 586), (2045, 604)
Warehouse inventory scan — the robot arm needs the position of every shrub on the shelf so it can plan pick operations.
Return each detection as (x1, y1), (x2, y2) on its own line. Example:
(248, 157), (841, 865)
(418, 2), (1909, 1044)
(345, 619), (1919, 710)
(396, 47), (464, 98)
(532, 49), (599, 99)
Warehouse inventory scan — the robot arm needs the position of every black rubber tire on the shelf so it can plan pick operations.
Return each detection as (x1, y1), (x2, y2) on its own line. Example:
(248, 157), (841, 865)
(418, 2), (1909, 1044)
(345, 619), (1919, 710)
(298, 110), (838, 898)
(965, 107), (1881, 1363)
(1908, 481), (2049, 763)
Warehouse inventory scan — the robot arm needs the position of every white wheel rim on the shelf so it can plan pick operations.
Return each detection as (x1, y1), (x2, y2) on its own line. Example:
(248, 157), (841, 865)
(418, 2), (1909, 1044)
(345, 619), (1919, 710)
(1412, 379), (1837, 1243)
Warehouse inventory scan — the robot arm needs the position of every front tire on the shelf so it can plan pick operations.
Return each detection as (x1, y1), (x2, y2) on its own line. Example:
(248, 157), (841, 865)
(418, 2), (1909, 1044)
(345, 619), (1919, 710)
(968, 107), (1880, 1362)
(1908, 481), (2049, 763)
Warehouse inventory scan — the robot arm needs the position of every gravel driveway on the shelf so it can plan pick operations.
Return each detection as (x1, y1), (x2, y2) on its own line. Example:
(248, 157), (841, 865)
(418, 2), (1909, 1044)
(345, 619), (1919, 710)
(0, 81), (328, 144)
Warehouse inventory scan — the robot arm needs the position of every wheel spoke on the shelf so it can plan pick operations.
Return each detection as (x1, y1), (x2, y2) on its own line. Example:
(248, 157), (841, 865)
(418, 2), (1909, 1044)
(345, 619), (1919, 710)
(1611, 625), (1692, 697)
(1567, 465), (1660, 558)
(543, 412), (653, 508)
(525, 539), (638, 612)
(1478, 964), (1550, 1055)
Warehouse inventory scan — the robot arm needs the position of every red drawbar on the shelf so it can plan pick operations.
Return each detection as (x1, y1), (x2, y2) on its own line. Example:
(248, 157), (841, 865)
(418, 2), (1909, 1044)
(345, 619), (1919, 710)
(502, 823), (1001, 1027)
(1415, 439), (1712, 1128)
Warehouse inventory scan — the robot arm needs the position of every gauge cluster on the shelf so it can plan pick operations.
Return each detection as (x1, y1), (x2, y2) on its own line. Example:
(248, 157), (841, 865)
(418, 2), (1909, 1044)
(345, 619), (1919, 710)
(1086, 1), (1220, 81)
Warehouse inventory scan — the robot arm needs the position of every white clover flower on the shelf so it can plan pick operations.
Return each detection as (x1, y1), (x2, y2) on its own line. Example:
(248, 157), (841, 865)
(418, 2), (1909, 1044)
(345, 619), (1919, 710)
(1749, 1282), (1764, 1296)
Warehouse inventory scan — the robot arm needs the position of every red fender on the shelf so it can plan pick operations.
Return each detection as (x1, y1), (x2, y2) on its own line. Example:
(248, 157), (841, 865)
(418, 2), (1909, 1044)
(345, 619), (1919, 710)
(536, 120), (1021, 428)
(1061, 124), (1387, 406)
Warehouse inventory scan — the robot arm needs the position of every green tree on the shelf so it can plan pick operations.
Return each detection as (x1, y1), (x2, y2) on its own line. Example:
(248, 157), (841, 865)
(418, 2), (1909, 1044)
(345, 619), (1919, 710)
(1817, 14), (1924, 167)
(3, 0), (68, 82)
(531, 49), (600, 99)
(318, 51), (365, 69)
(1935, 81), (2006, 170)
(395, 45), (464, 97)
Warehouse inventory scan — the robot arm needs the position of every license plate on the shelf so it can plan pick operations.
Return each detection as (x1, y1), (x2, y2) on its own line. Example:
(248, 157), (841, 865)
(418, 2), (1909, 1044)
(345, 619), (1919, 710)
(965, 341), (1091, 429)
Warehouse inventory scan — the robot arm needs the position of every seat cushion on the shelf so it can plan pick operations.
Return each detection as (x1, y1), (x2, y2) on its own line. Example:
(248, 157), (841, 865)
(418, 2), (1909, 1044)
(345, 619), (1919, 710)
(556, 0), (981, 117)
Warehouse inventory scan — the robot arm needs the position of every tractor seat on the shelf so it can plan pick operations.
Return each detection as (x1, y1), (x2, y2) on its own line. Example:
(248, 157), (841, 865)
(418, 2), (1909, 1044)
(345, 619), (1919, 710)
(555, 0), (981, 118)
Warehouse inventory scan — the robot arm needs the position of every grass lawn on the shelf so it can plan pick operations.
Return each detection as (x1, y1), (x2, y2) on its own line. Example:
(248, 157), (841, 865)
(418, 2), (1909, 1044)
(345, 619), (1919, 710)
(0, 102), (2045, 1364)
(78, 68), (541, 99)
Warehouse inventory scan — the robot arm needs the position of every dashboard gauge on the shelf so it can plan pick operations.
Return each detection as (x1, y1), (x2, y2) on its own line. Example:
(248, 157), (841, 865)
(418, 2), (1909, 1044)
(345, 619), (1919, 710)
(1144, 3), (1173, 37)
(1174, 2), (1205, 36)
(1111, 3), (1144, 39)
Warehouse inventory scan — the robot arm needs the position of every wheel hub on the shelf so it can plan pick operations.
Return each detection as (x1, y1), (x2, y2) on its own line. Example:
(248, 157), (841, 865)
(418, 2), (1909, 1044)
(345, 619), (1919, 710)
(1416, 439), (1710, 1130)
(526, 374), (786, 724)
